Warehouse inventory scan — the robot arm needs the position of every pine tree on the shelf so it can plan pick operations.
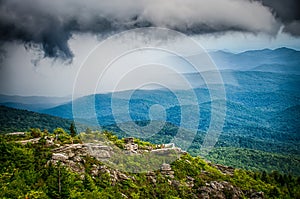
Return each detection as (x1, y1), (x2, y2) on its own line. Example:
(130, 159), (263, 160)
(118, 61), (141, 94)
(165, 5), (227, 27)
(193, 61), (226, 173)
(70, 123), (77, 137)
(85, 127), (92, 134)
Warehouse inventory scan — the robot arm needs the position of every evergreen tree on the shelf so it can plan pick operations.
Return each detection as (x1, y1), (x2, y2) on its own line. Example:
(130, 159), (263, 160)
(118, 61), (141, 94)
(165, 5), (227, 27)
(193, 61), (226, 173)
(85, 127), (92, 134)
(70, 123), (77, 137)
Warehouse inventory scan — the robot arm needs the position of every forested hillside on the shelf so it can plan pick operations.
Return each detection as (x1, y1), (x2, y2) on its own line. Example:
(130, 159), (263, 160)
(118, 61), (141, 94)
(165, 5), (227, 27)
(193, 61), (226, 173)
(1, 130), (299, 199)
(0, 105), (72, 133)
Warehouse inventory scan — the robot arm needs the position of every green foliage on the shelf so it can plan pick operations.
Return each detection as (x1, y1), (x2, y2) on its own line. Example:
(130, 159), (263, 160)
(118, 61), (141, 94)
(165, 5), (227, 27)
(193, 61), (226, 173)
(133, 138), (156, 150)
(0, 105), (73, 134)
(206, 147), (300, 175)
(30, 128), (42, 138)
(1, 130), (300, 199)
(53, 128), (73, 144)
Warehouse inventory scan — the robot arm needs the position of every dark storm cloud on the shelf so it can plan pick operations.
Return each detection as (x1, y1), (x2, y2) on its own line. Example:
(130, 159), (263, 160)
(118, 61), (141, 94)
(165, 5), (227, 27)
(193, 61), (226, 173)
(284, 21), (300, 36)
(260, 0), (300, 22)
(260, 0), (300, 36)
(0, 0), (283, 60)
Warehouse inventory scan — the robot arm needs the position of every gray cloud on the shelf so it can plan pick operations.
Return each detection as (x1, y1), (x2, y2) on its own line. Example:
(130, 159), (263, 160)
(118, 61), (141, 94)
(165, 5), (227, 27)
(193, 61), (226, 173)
(284, 21), (300, 36)
(259, 0), (300, 36)
(0, 0), (284, 60)
(260, 0), (300, 22)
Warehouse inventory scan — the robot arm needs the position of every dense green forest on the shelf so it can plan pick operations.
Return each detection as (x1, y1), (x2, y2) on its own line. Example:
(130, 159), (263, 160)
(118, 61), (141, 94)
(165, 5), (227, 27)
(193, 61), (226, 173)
(1, 129), (300, 199)
(0, 105), (72, 133)
(0, 105), (87, 134)
(205, 147), (300, 175)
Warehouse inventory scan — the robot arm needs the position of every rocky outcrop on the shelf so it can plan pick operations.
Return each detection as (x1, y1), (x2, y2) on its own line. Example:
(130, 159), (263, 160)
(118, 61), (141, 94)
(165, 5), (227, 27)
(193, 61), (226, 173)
(47, 140), (264, 199)
(17, 136), (54, 145)
(146, 171), (157, 184)
(49, 143), (114, 173)
(88, 164), (132, 185)
(197, 181), (265, 199)
(248, 191), (264, 199)
(86, 144), (113, 159)
(212, 164), (235, 176)
(151, 147), (186, 156)
(17, 137), (41, 145)
(7, 132), (25, 136)
(198, 181), (243, 199)
(160, 163), (174, 179)
(124, 137), (138, 153)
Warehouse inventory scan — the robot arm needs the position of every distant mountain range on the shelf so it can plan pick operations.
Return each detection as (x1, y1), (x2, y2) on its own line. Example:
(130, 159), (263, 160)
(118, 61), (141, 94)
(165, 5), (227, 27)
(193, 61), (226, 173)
(39, 70), (299, 119)
(0, 94), (71, 111)
(207, 47), (300, 73)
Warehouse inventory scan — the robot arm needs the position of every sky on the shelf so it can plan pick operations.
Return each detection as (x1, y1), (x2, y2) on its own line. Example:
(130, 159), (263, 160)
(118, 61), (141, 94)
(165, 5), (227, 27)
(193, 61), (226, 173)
(0, 0), (300, 97)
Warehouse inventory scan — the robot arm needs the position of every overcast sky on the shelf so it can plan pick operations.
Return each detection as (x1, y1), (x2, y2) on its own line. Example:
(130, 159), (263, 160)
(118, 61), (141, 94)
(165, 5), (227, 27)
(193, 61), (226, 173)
(0, 0), (300, 96)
